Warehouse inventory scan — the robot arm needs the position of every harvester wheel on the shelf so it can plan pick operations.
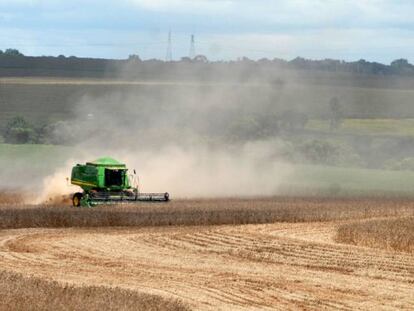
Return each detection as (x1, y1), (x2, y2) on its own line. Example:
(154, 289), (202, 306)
(72, 192), (83, 207)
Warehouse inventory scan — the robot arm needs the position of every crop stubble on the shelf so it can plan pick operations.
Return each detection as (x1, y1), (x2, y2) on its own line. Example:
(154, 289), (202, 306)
(0, 197), (413, 310)
(336, 216), (414, 253)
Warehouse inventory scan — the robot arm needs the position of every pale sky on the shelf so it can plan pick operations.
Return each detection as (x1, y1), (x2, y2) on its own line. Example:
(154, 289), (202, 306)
(0, 0), (413, 62)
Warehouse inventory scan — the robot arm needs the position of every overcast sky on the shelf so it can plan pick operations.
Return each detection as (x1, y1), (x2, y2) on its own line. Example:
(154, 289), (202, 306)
(0, 0), (413, 62)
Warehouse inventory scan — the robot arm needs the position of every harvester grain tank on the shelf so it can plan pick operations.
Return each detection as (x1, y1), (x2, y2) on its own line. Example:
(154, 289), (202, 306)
(70, 157), (169, 207)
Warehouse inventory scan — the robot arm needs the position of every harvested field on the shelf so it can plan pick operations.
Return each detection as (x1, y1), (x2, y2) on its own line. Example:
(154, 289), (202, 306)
(0, 197), (413, 310)
(336, 216), (414, 253)
(0, 270), (189, 311)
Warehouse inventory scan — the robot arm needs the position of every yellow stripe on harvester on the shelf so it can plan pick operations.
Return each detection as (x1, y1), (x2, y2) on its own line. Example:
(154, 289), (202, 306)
(71, 179), (96, 187)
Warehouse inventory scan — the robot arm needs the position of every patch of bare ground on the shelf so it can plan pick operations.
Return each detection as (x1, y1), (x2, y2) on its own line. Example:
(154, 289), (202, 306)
(0, 270), (189, 311)
(0, 197), (413, 229)
(336, 216), (414, 253)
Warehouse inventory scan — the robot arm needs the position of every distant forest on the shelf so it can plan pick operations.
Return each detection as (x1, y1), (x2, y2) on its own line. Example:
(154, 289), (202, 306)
(0, 48), (414, 80)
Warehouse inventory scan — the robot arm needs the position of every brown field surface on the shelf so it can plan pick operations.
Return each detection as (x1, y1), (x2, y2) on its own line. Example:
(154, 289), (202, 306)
(0, 270), (188, 311)
(0, 197), (414, 310)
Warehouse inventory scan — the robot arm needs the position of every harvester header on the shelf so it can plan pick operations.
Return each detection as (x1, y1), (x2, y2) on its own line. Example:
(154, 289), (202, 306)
(70, 157), (169, 207)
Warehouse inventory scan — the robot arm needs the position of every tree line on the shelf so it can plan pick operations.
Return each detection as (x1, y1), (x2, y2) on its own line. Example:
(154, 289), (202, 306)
(0, 49), (413, 78)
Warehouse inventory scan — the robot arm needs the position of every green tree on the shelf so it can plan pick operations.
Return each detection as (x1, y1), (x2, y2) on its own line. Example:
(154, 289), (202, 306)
(390, 59), (413, 74)
(391, 59), (410, 69)
(4, 48), (23, 56)
(3, 116), (36, 144)
(297, 139), (362, 167)
(128, 54), (141, 62)
(329, 97), (343, 130)
(194, 55), (208, 63)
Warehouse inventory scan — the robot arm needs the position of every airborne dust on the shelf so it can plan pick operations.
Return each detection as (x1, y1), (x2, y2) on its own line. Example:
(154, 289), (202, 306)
(3, 67), (414, 204)
(36, 82), (295, 203)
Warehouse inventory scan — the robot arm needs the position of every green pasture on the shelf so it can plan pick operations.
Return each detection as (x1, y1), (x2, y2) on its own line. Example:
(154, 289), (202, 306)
(2, 143), (414, 196)
(2, 78), (414, 128)
(0, 144), (74, 189)
(284, 164), (414, 196)
(0, 143), (71, 163)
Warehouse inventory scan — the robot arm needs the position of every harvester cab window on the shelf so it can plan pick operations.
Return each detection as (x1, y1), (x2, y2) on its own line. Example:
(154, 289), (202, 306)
(105, 169), (124, 187)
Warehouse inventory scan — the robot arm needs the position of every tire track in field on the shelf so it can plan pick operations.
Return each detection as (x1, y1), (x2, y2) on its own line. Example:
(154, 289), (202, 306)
(0, 223), (413, 310)
(148, 226), (414, 284)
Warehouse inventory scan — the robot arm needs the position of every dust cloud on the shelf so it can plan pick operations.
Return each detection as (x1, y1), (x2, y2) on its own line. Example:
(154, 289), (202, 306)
(33, 162), (76, 204)
(6, 65), (406, 203)
(35, 79), (297, 201)
(36, 141), (293, 201)
(119, 141), (292, 198)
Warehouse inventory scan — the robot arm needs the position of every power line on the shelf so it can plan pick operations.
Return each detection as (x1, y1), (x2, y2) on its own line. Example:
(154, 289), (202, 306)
(189, 34), (195, 59)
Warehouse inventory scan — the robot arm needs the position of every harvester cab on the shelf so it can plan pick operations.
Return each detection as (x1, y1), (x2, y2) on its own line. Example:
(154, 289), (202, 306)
(70, 157), (169, 207)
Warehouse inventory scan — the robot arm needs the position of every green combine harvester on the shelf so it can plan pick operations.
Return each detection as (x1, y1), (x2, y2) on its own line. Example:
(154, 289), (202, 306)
(70, 157), (169, 207)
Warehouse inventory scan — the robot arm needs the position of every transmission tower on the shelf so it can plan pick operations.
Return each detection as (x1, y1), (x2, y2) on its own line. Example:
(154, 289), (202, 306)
(166, 30), (172, 62)
(189, 34), (196, 59)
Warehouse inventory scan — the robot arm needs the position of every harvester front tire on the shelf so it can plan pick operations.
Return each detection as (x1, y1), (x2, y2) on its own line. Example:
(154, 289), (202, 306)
(72, 193), (83, 207)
